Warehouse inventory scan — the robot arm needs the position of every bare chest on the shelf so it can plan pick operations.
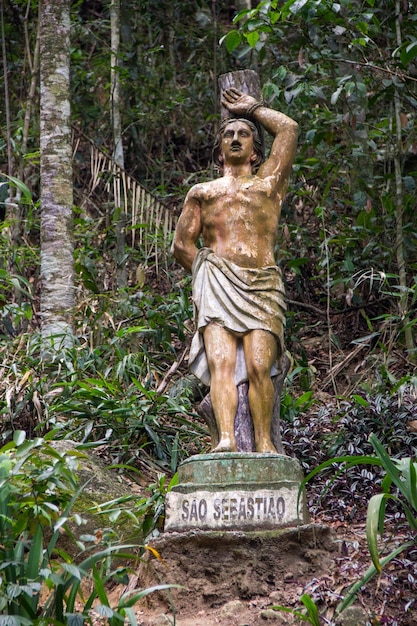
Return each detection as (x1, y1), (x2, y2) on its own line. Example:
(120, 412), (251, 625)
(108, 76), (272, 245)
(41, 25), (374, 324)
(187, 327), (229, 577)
(199, 177), (278, 227)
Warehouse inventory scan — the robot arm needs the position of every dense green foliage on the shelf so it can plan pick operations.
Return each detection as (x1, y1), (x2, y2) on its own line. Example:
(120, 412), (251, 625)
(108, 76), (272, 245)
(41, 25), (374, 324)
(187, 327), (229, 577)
(0, 430), (180, 625)
(290, 434), (417, 620)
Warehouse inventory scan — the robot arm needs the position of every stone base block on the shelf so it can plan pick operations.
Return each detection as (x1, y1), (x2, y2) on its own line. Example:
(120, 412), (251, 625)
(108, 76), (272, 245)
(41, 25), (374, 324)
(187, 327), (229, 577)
(165, 452), (309, 532)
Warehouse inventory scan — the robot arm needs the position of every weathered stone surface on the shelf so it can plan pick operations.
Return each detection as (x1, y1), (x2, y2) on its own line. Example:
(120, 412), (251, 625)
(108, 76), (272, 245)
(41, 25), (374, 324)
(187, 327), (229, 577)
(165, 488), (299, 531)
(220, 599), (245, 618)
(177, 451), (302, 485)
(260, 608), (290, 622)
(335, 605), (369, 626)
(149, 615), (172, 626)
(48, 440), (137, 551)
(165, 452), (309, 531)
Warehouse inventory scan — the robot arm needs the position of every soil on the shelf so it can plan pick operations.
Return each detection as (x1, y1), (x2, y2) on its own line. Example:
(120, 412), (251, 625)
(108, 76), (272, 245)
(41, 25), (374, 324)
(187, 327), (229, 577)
(136, 524), (338, 625)
(85, 515), (416, 626)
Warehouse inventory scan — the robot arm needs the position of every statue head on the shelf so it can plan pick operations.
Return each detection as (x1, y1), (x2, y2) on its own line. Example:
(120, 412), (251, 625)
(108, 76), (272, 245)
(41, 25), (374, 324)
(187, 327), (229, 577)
(212, 117), (265, 173)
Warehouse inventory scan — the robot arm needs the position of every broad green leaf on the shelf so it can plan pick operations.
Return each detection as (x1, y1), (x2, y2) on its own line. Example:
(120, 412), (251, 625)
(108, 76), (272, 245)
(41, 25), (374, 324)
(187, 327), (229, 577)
(246, 31), (259, 47)
(168, 472), (179, 490)
(219, 30), (242, 53)
(400, 41), (417, 66)
(0, 617), (32, 626)
(61, 562), (83, 580)
(120, 607), (138, 626)
(270, 604), (313, 621)
(65, 614), (84, 626)
(116, 325), (148, 338)
(331, 85), (344, 105)
(1, 175), (32, 203)
(369, 435), (408, 498)
(351, 331), (380, 345)
(336, 541), (415, 615)
(93, 562), (110, 607)
(288, 0), (309, 15)
(301, 593), (321, 625)
(232, 8), (254, 24)
(408, 459), (417, 511)
(95, 604), (116, 618)
(294, 391), (313, 408)
(13, 430), (26, 446)
(118, 586), (184, 612)
(366, 493), (388, 572)
(352, 395), (369, 407)
(26, 524), (44, 581)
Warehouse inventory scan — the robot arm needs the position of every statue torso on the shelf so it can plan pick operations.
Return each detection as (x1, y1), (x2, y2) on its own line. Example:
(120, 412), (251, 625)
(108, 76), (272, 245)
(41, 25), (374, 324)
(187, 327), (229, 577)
(193, 174), (283, 268)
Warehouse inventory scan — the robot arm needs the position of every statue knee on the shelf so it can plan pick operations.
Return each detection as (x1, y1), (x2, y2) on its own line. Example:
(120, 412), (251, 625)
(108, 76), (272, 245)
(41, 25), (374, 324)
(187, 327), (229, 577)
(246, 361), (271, 386)
(207, 354), (236, 381)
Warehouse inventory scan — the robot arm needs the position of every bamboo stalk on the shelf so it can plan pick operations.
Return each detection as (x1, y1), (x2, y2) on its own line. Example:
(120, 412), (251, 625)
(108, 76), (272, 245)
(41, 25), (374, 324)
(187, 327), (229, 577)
(139, 186), (144, 246)
(131, 181), (137, 247)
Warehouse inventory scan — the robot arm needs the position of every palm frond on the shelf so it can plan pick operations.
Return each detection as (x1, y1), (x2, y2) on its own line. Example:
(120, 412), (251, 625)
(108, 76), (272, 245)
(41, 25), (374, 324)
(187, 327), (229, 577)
(73, 128), (176, 269)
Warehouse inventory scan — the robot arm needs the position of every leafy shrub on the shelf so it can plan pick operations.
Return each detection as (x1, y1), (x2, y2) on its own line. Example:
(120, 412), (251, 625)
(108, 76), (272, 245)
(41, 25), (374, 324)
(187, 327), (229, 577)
(0, 430), (179, 625)
(92, 472), (179, 543)
(300, 434), (417, 618)
(43, 337), (206, 472)
(282, 391), (417, 519)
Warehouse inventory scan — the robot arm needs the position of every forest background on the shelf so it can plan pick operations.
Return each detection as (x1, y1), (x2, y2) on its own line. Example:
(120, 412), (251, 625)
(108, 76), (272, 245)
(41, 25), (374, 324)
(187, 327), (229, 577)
(0, 0), (417, 624)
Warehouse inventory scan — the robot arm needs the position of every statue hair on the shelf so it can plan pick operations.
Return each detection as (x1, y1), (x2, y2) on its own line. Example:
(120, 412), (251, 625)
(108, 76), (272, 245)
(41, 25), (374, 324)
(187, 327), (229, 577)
(212, 117), (265, 173)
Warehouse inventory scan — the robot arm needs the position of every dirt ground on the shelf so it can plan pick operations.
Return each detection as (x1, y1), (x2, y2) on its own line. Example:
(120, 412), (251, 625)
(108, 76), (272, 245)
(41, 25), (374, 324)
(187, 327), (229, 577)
(88, 518), (416, 626)
(137, 524), (336, 625)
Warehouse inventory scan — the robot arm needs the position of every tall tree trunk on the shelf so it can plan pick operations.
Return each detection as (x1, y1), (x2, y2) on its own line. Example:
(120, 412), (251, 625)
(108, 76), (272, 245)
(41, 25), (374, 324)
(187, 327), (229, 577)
(110, 0), (126, 287)
(39, 0), (74, 355)
(0, 0), (18, 244)
(19, 1), (41, 190)
(0, 0), (12, 184)
(111, 0), (123, 169)
(394, 0), (414, 356)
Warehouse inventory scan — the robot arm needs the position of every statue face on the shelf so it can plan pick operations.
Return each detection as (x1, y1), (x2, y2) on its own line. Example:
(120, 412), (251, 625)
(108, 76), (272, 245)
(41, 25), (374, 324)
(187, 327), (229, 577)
(220, 120), (255, 165)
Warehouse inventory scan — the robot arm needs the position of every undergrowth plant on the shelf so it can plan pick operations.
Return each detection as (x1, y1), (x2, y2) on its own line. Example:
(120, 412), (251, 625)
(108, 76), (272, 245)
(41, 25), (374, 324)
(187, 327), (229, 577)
(336, 434), (417, 615)
(293, 434), (417, 620)
(281, 389), (417, 520)
(271, 593), (322, 626)
(44, 336), (206, 471)
(92, 472), (179, 543)
(0, 430), (179, 625)
(1, 264), (206, 472)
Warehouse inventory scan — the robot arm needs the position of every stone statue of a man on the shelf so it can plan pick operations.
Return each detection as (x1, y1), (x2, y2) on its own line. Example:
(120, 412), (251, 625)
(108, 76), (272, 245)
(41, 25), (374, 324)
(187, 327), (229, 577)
(173, 88), (298, 454)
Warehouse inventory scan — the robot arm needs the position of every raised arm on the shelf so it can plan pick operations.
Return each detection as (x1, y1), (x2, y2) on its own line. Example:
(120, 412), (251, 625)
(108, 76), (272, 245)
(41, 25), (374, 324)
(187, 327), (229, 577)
(222, 88), (298, 183)
(172, 186), (202, 272)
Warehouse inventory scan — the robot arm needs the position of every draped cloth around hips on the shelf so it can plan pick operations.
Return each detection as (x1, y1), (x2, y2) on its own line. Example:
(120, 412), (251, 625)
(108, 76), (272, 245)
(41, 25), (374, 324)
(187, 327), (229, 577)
(189, 248), (286, 386)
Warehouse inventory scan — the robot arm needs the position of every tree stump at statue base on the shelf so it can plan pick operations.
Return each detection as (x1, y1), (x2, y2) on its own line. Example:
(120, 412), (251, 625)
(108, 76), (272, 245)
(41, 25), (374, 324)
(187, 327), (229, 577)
(197, 352), (291, 453)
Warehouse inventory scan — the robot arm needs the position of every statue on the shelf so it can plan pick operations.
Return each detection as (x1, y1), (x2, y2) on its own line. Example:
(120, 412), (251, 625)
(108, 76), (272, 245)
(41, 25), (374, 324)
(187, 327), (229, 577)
(173, 87), (298, 454)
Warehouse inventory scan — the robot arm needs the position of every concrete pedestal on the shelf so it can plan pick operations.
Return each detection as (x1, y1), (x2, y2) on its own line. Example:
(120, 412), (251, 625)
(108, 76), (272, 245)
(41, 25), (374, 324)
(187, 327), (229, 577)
(165, 452), (309, 532)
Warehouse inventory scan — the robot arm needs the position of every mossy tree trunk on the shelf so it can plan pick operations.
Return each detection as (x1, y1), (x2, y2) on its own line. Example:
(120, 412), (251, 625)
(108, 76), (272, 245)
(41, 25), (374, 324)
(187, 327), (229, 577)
(39, 0), (74, 355)
(110, 0), (127, 288)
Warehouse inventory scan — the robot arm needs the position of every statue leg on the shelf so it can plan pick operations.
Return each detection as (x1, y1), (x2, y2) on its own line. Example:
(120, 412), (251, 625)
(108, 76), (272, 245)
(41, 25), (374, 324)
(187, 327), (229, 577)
(203, 323), (238, 452)
(242, 330), (278, 454)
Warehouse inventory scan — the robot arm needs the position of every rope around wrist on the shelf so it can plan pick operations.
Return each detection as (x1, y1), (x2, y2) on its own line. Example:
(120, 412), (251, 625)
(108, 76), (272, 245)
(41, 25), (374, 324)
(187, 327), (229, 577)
(247, 100), (265, 116)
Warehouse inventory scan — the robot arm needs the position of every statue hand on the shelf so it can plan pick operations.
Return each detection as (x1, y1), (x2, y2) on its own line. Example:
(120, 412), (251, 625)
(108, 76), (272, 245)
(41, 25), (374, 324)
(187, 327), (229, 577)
(222, 88), (259, 116)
